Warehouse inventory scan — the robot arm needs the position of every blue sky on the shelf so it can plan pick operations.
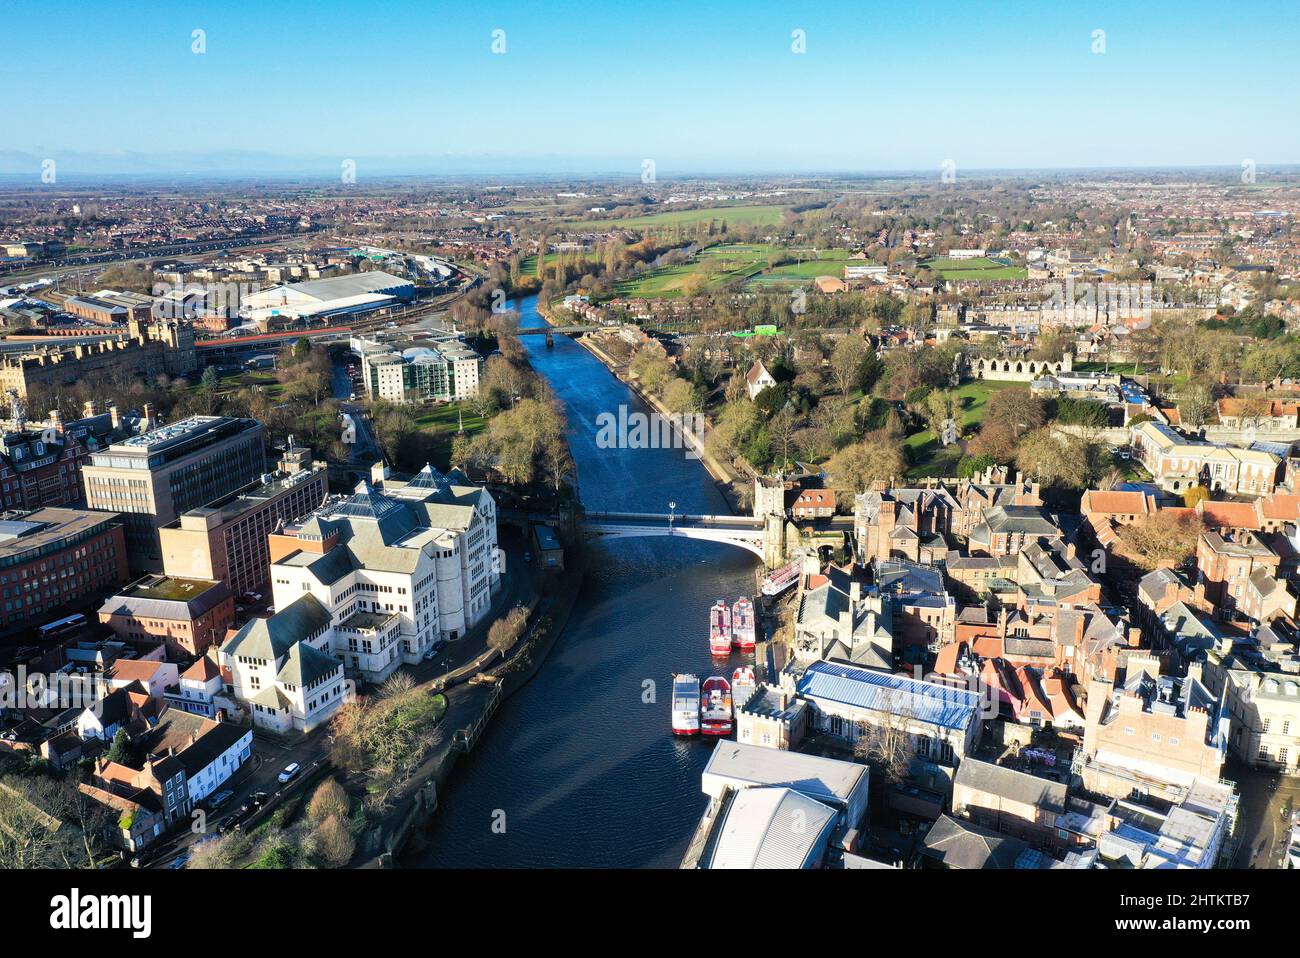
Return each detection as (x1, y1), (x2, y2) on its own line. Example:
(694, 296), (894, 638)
(3, 0), (1298, 174)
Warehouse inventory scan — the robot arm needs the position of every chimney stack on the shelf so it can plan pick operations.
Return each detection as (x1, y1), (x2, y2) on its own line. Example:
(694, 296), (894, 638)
(48, 409), (62, 432)
(142, 403), (156, 432)
(83, 399), (99, 419)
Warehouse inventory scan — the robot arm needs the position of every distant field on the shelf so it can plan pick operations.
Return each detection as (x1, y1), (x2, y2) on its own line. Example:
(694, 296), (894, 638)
(516, 250), (601, 275)
(746, 250), (854, 287)
(565, 204), (790, 231)
(921, 256), (1027, 281)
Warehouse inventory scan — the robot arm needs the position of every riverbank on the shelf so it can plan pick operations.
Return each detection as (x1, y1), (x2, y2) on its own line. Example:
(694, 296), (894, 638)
(538, 298), (750, 515)
(359, 550), (588, 867)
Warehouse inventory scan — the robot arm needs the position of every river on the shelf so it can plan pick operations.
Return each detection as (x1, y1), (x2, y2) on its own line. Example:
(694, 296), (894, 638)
(412, 295), (759, 868)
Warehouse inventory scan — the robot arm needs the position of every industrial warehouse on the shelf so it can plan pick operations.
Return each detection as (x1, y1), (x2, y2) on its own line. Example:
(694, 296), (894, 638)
(239, 271), (416, 327)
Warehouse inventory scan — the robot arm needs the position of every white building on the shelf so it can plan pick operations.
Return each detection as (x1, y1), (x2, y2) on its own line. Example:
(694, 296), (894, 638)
(240, 271), (414, 325)
(222, 593), (349, 733)
(355, 335), (483, 404)
(265, 465), (500, 676)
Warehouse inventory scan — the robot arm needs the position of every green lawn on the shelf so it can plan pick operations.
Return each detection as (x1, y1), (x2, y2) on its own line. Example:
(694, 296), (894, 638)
(902, 380), (1021, 479)
(565, 203), (790, 231)
(612, 243), (850, 298)
(414, 401), (486, 469)
(921, 256), (1027, 281)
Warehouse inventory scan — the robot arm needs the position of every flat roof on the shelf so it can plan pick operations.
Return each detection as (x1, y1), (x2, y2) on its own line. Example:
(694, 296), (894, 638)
(702, 740), (866, 805)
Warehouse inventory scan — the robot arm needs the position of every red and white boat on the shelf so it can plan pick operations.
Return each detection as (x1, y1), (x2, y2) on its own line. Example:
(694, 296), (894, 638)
(732, 665), (756, 710)
(731, 597), (756, 652)
(700, 676), (733, 736)
(671, 673), (700, 736)
(709, 599), (732, 657)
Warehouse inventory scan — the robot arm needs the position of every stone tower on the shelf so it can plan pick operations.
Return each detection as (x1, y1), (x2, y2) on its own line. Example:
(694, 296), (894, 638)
(754, 475), (787, 569)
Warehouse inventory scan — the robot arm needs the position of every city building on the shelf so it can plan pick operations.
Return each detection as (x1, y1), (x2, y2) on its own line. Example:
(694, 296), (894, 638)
(64, 289), (154, 326)
(265, 464), (500, 676)
(1080, 655), (1228, 804)
(0, 506), (128, 631)
(0, 320), (196, 398)
(221, 594), (348, 733)
(82, 416), (267, 572)
(97, 574), (235, 659)
(158, 446), (327, 598)
(1130, 420), (1281, 496)
(240, 271), (414, 326)
(355, 335), (483, 404)
(784, 659), (984, 789)
(1204, 624), (1300, 775)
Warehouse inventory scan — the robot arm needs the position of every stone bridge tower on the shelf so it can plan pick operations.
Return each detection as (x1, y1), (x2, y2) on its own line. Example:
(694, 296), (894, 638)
(754, 475), (788, 569)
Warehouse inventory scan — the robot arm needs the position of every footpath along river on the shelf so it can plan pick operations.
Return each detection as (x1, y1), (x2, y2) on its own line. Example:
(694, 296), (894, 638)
(412, 295), (759, 867)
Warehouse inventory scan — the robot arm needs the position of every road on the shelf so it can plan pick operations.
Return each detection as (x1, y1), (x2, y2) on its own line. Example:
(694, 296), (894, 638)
(1229, 759), (1300, 868)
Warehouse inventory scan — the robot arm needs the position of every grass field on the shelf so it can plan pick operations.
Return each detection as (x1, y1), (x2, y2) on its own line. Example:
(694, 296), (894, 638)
(613, 244), (855, 298)
(921, 256), (1027, 281)
(414, 400), (485, 468)
(565, 203), (790, 231)
(902, 380), (1021, 479)
(516, 250), (601, 276)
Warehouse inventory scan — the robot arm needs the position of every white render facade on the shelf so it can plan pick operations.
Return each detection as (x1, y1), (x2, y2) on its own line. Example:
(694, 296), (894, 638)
(267, 466), (500, 681)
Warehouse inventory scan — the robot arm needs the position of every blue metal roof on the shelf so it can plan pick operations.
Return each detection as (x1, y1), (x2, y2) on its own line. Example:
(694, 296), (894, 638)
(796, 660), (980, 731)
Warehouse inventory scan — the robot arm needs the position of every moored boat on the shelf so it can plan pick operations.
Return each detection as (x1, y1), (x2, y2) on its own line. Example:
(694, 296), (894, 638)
(731, 665), (756, 711)
(671, 673), (701, 736)
(700, 675), (734, 736)
(731, 597), (756, 651)
(709, 599), (732, 657)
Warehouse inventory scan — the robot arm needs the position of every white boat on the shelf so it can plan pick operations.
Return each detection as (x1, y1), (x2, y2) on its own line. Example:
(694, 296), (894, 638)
(672, 673), (700, 736)
(709, 599), (732, 657)
(731, 597), (756, 651)
(700, 676), (733, 736)
(732, 665), (757, 711)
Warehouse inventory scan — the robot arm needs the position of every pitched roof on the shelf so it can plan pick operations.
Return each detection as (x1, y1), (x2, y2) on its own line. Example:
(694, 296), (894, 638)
(795, 659), (979, 731)
(223, 593), (332, 663)
(954, 758), (1066, 813)
(922, 814), (1029, 869)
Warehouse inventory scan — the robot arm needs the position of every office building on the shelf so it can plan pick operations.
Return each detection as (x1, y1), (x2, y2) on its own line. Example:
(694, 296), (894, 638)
(159, 446), (327, 598)
(82, 416), (267, 572)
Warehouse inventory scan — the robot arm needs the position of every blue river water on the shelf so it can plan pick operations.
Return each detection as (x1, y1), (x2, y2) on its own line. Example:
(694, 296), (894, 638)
(413, 295), (759, 868)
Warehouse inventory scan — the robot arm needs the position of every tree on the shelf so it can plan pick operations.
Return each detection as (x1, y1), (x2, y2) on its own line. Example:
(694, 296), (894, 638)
(315, 814), (356, 867)
(487, 606), (529, 656)
(1118, 510), (1205, 570)
(105, 728), (131, 765)
(984, 388), (1046, 438)
(1015, 428), (1089, 487)
(1183, 485), (1211, 508)
(826, 433), (905, 505)
(768, 410), (799, 471)
(661, 378), (698, 415)
(829, 336), (869, 396)
(1179, 382), (1215, 429)
(307, 778), (350, 825)
(853, 707), (916, 785)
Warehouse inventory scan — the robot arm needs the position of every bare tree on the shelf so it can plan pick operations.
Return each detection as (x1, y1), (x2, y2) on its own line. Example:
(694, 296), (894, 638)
(852, 696), (916, 785)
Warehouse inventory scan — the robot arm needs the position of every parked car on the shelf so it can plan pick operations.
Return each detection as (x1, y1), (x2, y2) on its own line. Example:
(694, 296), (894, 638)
(215, 815), (238, 835)
(250, 791), (269, 806)
(207, 789), (234, 809)
(277, 762), (301, 784)
(164, 853), (189, 870)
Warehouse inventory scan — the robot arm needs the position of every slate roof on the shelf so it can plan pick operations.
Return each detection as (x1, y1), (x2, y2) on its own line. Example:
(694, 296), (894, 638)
(922, 814), (1029, 869)
(954, 758), (1066, 814)
(224, 593), (332, 662)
